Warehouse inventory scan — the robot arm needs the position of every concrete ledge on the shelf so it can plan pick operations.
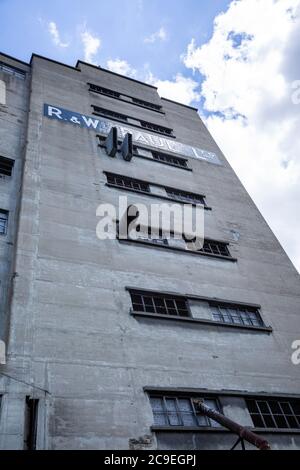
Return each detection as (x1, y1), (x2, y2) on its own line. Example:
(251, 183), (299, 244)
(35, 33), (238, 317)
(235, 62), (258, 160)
(131, 311), (273, 333)
(119, 239), (237, 262)
(151, 426), (300, 434)
(105, 183), (210, 209)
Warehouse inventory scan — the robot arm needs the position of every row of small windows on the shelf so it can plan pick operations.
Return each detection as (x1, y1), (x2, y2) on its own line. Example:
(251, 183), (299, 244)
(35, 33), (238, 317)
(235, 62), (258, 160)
(0, 61), (26, 80)
(151, 150), (188, 168)
(93, 105), (174, 137)
(130, 233), (232, 259)
(129, 290), (265, 329)
(105, 172), (207, 206)
(106, 172), (150, 194)
(89, 83), (163, 113)
(99, 136), (190, 170)
(135, 146), (189, 169)
(149, 393), (300, 430)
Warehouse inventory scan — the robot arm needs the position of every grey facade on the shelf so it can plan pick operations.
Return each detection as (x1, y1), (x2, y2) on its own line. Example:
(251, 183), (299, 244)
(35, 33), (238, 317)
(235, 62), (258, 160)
(0, 51), (300, 450)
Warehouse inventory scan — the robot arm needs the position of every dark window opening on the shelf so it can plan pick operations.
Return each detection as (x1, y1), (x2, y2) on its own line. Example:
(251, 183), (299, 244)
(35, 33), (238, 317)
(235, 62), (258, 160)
(210, 304), (264, 327)
(246, 398), (300, 429)
(0, 210), (8, 235)
(93, 107), (174, 137)
(151, 151), (188, 168)
(0, 156), (14, 177)
(24, 397), (39, 450)
(200, 240), (231, 257)
(0, 61), (26, 79)
(166, 188), (206, 206)
(140, 121), (173, 136)
(106, 173), (150, 193)
(132, 97), (162, 111)
(89, 83), (120, 98)
(89, 83), (163, 112)
(130, 291), (190, 317)
(149, 394), (221, 428)
(93, 106), (128, 122)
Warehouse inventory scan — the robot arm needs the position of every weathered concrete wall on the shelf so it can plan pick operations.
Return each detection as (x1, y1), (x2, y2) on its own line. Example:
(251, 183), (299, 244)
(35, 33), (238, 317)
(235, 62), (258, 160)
(0, 53), (30, 449)
(0, 54), (299, 449)
(0, 55), (30, 342)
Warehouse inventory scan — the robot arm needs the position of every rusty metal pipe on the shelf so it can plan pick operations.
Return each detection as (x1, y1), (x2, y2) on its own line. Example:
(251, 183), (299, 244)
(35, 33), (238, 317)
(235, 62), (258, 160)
(193, 399), (271, 450)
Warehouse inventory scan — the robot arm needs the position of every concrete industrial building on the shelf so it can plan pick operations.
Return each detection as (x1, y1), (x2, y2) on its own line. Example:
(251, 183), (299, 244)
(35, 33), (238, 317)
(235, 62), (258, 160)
(0, 51), (300, 450)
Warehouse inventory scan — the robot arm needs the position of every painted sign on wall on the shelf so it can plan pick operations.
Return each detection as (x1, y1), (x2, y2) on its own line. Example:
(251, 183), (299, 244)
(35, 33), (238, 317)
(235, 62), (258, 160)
(43, 104), (221, 165)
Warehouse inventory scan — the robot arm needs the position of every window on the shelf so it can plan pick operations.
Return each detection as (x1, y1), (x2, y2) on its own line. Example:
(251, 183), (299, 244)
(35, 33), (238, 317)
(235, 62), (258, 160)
(93, 106), (128, 122)
(0, 156), (14, 177)
(140, 120), (173, 136)
(151, 151), (188, 168)
(210, 304), (264, 327)
(93, 106), (173, 137)
(106, 173), (150, 193)
(149, 394), (221, 428)
(200, 240), (231, 257)
(24, 397), (39, 450)
(0, 61), (26, 79)
(89, 83), (162, 112)
(89, 83), (120, 98)
(105, 173), (205, 208)
(130, 291), (190, 317)
(166, 188), (206, 206)
(0, 210), (8, 235)
(247, 398), (300, 429)
(132, 97), (162, 112)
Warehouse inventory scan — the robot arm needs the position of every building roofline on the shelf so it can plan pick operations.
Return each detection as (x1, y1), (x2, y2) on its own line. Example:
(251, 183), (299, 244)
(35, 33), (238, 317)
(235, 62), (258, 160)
(76, 60), (158, 89)
(1, 51), (199, 112)
(0, 51), (30, 67)
(161, 97), (199, 112)
(30, 53), (79, 71)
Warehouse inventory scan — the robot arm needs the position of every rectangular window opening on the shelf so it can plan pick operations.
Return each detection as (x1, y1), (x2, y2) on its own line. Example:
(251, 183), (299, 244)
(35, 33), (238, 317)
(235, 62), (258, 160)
(24, 397), (39, 450)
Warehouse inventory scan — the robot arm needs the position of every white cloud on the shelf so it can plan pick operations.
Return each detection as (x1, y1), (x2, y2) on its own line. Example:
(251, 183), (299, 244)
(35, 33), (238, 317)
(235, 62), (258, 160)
(106, 57), (199, 105)
(144, 27), (167, 44)
(148, 72), (200, 106)
(182, 0), (300, 272)
(106, 59), (137, 78)
(81, 29), (101, 65)
(48, 21), (69, 48)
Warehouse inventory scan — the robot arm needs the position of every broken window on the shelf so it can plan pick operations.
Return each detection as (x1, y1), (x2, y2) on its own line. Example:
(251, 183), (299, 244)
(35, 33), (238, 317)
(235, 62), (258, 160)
(149, 394), (221, 428)
(130, 291), (190, 318)
(247, 398), (300, 429)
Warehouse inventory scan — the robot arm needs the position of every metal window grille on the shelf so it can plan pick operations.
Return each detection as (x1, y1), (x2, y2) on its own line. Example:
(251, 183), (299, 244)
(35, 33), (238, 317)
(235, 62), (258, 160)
(130, 292), (190, 317)
(166, 188), (206, 205)
(140, 121), (173, 136)
(201, 240), (231, 257)
(106, 173), (150, 193)
(132, 97), (162, 111)
(151, 151), (188, 168)
(89, 84), (120, 98)
(210, 305), (264, 327)
(89, 84), (162, 111)
(0, 62), (25, 79)
(0, 156), (14, 177)
(0, 210), (8, 235)
(246, 399), (300, 429)
(93, 106), (128, 122)
(149, 395), (221, 428)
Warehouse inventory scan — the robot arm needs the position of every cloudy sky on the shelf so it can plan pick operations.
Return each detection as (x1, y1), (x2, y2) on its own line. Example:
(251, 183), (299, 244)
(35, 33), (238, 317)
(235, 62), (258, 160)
(1, 0), (299, 272)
